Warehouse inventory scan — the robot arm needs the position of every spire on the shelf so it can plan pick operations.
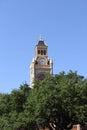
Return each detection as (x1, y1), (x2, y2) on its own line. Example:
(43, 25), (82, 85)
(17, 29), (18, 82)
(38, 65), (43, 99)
(40, 35), (43, 41)
(37, 35), (46, 46)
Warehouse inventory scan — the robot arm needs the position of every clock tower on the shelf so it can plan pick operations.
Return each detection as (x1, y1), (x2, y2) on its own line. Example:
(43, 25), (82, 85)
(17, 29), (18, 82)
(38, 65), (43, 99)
(30, 37), (53, 88)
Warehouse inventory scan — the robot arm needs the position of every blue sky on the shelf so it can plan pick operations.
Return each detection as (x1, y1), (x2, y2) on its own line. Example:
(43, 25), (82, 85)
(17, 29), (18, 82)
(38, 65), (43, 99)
(0, 0), (87, 93)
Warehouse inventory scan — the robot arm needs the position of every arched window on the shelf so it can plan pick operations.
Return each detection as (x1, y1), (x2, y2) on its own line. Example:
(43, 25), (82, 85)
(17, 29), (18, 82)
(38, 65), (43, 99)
(48, 60), (49, 65)
(41, 50), (43, 55)
(44, 50), (46, 55)
(38, 50), (40, 54)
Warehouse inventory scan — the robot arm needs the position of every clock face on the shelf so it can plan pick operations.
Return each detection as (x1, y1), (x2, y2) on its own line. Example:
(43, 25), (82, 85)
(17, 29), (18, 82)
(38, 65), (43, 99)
(40, 58), (45, 65)
(37, 73), (45, 80)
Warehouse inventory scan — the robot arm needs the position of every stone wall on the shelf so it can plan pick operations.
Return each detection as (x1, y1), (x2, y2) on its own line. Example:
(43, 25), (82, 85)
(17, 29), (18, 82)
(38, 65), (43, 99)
(71, 124), (81, 130)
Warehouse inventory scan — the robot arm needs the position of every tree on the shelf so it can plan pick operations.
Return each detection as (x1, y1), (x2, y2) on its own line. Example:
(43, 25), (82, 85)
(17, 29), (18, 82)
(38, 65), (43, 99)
(31, 71), (87, 129)
(10, 83), (30, 113)
(0, 72), (87, 130)
(0, 93), (11, 115)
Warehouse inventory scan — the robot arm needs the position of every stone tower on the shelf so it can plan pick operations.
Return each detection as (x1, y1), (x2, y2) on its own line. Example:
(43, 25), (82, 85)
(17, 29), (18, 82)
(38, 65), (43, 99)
(30, 37), (53, 88)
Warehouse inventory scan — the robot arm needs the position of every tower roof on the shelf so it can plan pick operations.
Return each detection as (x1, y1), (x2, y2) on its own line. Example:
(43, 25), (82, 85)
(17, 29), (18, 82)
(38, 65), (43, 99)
(37, 36), (46, 46)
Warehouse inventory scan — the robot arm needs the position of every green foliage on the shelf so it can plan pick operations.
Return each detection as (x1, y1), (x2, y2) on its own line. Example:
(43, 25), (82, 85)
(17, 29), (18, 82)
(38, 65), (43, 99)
(0, 71), (87, 130)
(0, 94), (11, 115)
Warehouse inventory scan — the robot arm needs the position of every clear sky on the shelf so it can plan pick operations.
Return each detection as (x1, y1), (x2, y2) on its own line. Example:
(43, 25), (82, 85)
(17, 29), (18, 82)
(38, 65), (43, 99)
(0, 0), (87, 93)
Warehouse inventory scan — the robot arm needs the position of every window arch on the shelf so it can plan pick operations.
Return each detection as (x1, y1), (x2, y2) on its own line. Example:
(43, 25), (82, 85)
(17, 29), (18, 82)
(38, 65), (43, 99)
(41, 50), (43, 55)
(44, 50), (46, 55)
(38, 50), (40, 54)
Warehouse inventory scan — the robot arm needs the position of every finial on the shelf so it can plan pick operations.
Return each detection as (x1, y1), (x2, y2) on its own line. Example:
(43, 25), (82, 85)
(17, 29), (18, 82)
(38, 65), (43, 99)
(40, 35), (43, 41)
